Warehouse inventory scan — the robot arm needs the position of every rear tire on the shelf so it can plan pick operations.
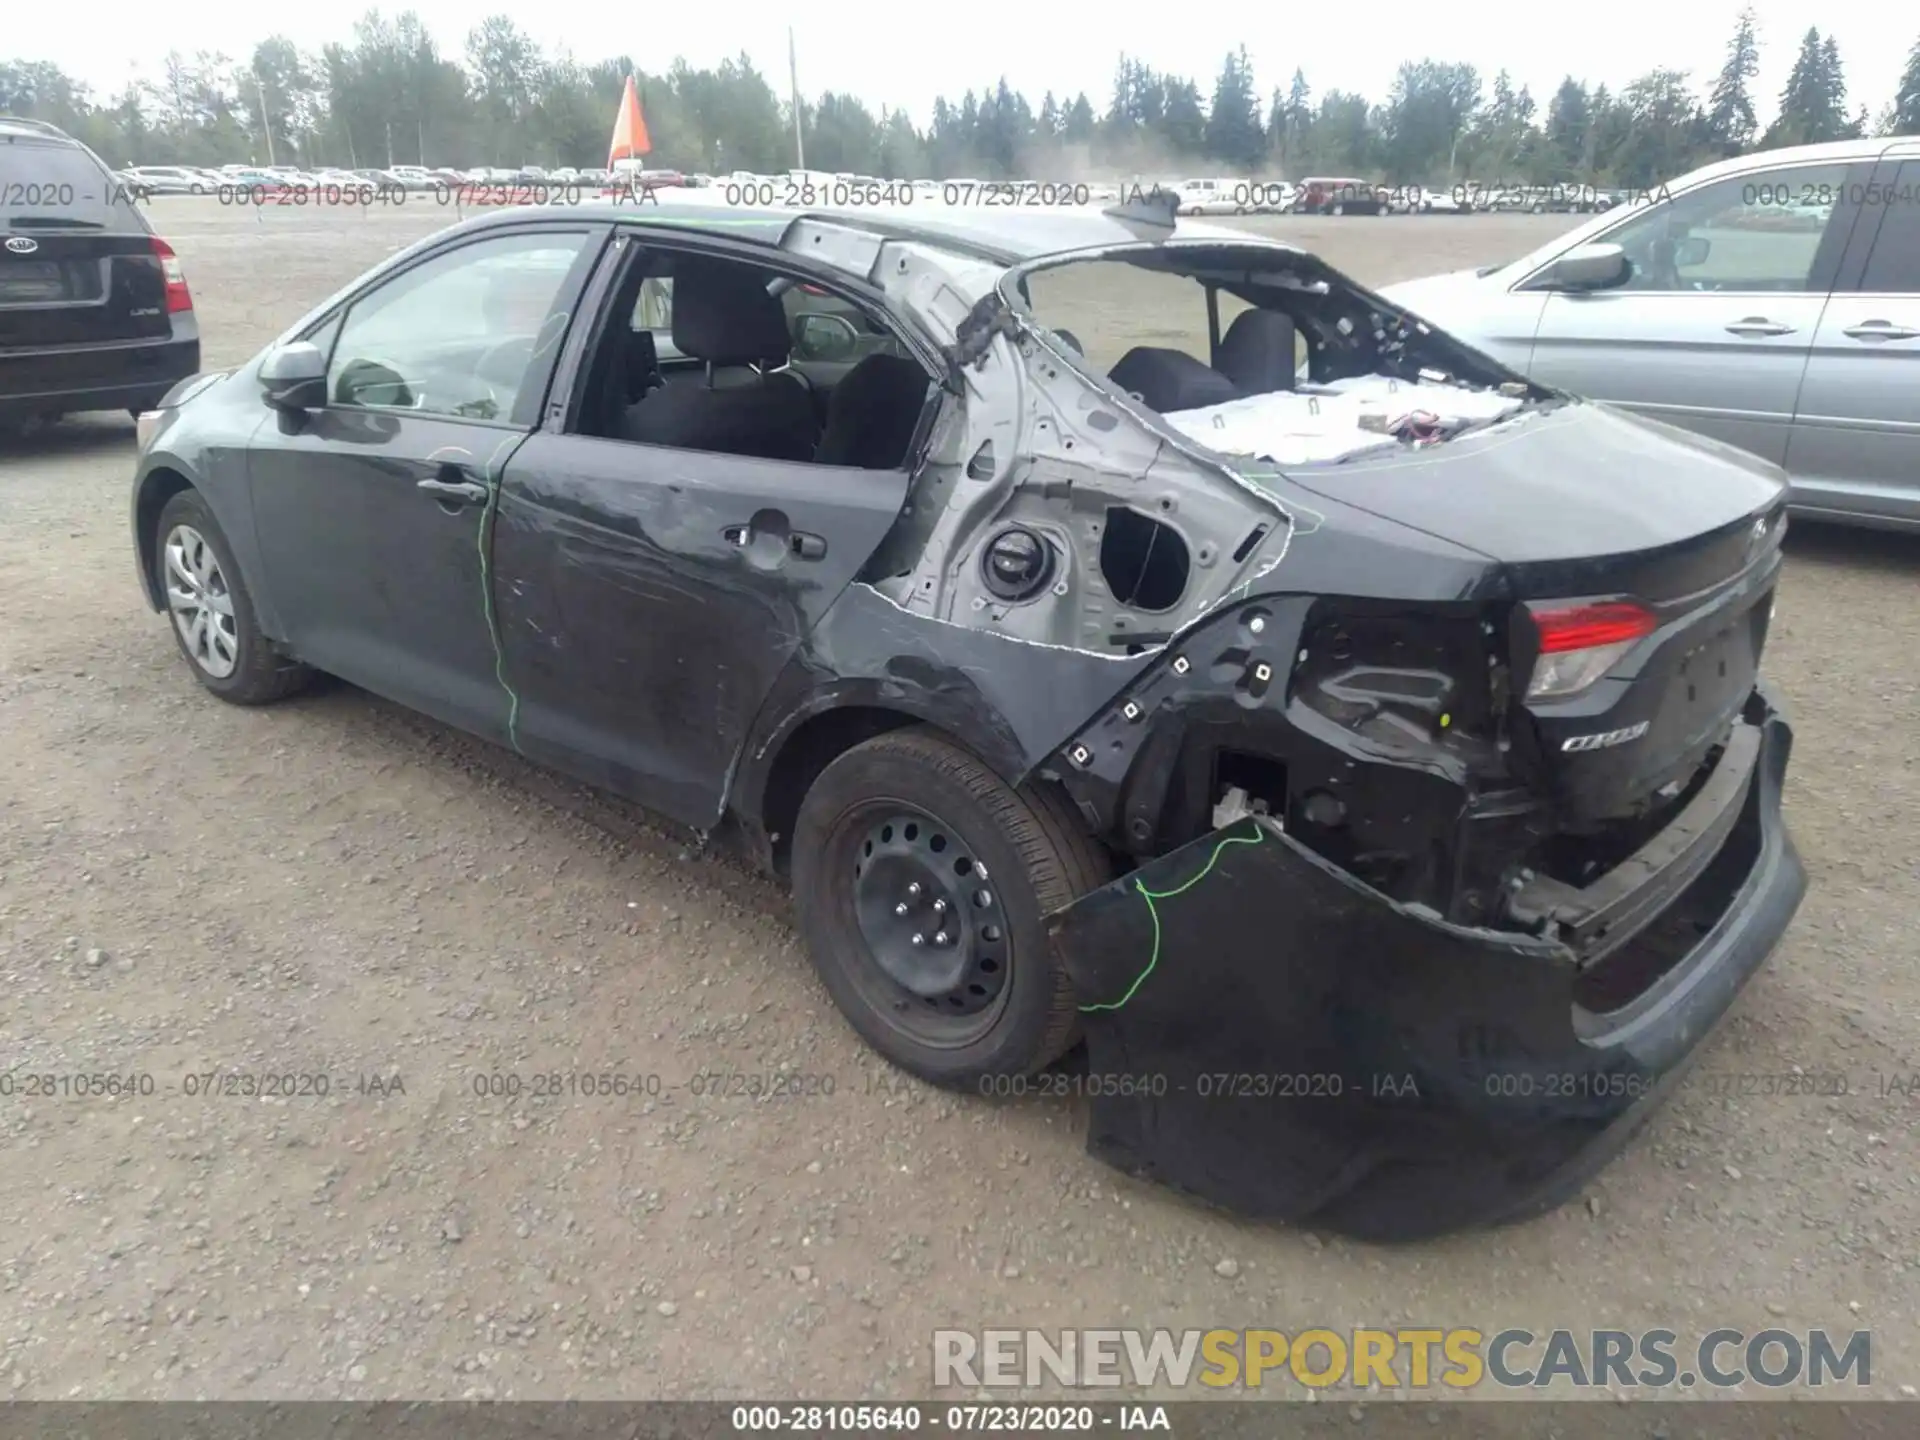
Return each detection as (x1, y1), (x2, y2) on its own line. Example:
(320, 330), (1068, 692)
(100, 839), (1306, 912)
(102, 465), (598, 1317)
(155, 489), (314, 706)
(791, 727), (1112, 1088)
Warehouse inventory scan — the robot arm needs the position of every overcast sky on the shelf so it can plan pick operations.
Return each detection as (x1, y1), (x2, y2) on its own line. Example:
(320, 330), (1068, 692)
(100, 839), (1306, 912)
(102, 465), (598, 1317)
(10, 1), (1915, 130)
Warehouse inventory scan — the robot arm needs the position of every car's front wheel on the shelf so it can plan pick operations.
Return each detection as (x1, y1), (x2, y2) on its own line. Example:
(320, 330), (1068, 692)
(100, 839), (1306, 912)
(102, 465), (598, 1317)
(156, 489), (314, 705)
(791, 727), (1112, 1088)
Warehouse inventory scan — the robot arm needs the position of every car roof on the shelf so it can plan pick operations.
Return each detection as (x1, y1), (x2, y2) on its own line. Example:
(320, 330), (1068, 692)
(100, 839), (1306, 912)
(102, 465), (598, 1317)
(455, 200), (1274, 267)
(1654, 136), (1920, 188)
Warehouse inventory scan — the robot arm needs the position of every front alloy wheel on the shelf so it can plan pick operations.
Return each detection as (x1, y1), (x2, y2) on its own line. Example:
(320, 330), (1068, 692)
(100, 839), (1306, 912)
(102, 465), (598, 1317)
(165, 525), (239, 679)
(153, 488), (313, 705)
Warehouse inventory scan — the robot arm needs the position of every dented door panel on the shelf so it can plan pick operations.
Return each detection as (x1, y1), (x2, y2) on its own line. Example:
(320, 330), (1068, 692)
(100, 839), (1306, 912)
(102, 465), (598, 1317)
(491, 432), (913, 827)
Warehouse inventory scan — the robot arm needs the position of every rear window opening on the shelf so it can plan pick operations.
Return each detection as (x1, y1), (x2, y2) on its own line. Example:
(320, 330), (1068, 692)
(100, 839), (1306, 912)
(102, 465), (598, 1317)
(1099, 506), (1189, 611)
(1017, 245), (1545, 469)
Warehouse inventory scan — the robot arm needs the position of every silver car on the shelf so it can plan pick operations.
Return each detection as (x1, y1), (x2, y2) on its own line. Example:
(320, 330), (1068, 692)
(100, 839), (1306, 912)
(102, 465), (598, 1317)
(1385, 137), (1920, 530)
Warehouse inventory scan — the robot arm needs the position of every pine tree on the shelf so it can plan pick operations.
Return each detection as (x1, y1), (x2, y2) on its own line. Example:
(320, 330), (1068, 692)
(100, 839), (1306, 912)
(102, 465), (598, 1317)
(1818, 36), (1849, 140)
(1766, 27), (1827, 146)
(1706, 6), (1760, 152)
(1204, 46), (1263, 170)
(1896, 36), (1920, 134)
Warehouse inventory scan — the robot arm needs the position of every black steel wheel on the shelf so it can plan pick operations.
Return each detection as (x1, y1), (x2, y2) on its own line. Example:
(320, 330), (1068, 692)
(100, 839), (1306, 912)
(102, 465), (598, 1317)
(791, 727), (1111, 1086)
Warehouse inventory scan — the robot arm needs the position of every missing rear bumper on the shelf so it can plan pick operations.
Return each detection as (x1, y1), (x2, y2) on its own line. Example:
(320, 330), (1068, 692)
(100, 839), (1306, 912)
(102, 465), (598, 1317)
(1045, 687), (1805, 1240)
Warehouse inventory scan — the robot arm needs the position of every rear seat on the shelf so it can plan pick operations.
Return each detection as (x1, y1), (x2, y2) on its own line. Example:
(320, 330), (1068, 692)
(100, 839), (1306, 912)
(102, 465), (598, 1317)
(1106, 346), (1242, 413)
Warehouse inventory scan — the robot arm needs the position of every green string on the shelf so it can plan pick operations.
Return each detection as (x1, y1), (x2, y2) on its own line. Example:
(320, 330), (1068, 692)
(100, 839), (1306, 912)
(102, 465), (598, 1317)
(475, 472), (522, 753)
(1078, 823), (1266, 1013)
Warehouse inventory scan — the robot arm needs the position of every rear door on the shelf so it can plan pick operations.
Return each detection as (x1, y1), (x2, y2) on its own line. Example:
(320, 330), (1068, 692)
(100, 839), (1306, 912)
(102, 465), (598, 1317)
(1785, 155), (1920, 526)
(0, 135), (167, 350)
(490, 233), (931, 828)
(1522, 158), (1871, 466)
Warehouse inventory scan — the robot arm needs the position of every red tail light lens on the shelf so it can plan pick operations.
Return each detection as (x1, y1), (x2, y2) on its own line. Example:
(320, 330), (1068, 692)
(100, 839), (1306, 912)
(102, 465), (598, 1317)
(1525, 600), (1657, 700)
(151, 236), (192, 313)
(1532, 602), (1658, 653)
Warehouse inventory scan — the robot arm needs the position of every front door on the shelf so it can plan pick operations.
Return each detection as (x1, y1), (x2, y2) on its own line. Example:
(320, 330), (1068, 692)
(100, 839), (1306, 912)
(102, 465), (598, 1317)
(247, 226), (600, 740)
(1525, 159), (1870, 466)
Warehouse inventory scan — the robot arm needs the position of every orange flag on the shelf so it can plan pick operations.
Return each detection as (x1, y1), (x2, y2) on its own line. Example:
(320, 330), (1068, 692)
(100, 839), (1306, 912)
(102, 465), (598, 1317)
(609, 74), (652, 165)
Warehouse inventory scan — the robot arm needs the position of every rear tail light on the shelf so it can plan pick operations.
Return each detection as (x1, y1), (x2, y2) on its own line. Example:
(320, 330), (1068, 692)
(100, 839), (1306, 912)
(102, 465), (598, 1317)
(1523, 600), (1657, 700)
(151, 236), (192, 313)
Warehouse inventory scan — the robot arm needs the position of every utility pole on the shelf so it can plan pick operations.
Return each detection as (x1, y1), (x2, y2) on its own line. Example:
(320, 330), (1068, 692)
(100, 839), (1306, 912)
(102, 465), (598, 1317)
(788, 27), (805, 171)
(254, 68), (276, 166)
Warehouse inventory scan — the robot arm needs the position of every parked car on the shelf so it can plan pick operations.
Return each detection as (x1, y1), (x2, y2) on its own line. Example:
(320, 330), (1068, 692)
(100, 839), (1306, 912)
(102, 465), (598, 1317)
(122, 165), (200, 195)
(1384, 136), (1920, 531)
(1174, 178), (1246, 216)
(1410, 185), (1465, 214)
(0, 117), (199, 431)
(1293, 176), (1383, 215)
(129, 193), (1805, 1240)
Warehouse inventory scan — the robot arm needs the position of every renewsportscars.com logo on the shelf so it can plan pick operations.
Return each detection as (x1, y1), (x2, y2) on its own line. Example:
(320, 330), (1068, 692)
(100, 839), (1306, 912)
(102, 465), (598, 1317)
(933, 1328), (1872, 1391)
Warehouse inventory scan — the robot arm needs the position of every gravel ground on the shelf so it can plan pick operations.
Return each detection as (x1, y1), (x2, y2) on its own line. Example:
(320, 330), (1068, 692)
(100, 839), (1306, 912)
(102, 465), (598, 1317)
(1, 201), (1916, 1403)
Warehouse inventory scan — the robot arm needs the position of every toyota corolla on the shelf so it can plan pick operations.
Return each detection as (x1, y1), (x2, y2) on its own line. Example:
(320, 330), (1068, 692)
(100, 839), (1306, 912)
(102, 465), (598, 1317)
(130, 194), (1806, 1239)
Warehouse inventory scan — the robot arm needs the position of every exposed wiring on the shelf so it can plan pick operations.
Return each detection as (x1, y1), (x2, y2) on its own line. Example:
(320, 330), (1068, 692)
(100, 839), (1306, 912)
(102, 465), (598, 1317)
(1078, 822), (1266, 1013)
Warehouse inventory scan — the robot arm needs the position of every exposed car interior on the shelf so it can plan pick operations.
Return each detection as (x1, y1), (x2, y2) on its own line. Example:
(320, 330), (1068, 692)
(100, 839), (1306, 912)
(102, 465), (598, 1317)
(1023, 251), (1545, 469)
(576, 249), (933, 469)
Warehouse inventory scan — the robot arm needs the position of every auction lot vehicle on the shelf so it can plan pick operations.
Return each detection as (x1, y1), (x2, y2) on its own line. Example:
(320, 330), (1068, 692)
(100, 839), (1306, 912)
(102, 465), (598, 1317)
(122, 165), (203, 195)
(1294, 176), (1383, 215)
(1, 117), (200, 429)
(130, 195), (1805, 1240)
(1386, 137), (1920, 531)
(1175, 178), (1270, 216)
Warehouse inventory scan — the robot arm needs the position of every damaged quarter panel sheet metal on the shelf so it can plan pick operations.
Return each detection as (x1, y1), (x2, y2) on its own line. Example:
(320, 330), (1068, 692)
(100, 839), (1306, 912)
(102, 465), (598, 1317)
(1047, 689), (1806, 1243)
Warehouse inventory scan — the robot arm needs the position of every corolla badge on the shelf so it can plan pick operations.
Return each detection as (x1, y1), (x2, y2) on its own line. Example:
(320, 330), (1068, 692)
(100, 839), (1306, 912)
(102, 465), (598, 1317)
(4, 236), (39, 254)
(1561, 721), (1650, 753)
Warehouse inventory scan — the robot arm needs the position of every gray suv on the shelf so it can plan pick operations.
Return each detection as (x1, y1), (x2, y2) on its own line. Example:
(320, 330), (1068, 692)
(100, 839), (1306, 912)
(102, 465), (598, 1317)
(1385, 138), (1920, 531)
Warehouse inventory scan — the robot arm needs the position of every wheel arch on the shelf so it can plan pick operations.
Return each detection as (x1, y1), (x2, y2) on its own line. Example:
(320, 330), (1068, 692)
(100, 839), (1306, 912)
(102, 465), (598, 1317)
(735, 685), (1036, 879)
(134, 466), (197, 611)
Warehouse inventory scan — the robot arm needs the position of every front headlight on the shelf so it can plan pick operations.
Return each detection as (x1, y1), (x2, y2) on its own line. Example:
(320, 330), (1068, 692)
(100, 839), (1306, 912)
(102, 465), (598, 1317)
(136, 410), (164, 454)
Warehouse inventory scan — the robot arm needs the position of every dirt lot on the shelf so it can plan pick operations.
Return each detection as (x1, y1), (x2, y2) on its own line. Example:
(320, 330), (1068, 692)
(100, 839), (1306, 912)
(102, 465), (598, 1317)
(2, 201), (1917, 1402)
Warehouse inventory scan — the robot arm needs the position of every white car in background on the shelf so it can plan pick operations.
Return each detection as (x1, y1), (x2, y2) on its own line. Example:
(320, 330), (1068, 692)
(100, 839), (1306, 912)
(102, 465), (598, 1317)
(1381, 135), (1920, 530)
(1175, 178), (1269, 215)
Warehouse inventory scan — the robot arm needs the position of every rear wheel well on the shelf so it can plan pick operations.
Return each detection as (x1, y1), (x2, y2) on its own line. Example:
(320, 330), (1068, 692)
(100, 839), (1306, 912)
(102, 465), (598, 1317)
(759, 707), (925, 877)
(136, 468), (195, 604)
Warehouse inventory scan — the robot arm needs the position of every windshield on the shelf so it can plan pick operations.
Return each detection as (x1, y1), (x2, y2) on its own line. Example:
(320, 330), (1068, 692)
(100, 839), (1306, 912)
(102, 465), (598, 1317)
(0, 139), (146, 231)
(1012, 242), (1544, 470)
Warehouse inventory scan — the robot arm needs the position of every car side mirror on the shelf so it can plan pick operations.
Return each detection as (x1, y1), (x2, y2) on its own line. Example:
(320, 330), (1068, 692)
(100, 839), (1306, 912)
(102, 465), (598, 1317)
(791, 312), (858, 363)
(1673, 235), (1711, 268)
(260, 341), (328, 411)
(1533, 243), (1628, 292)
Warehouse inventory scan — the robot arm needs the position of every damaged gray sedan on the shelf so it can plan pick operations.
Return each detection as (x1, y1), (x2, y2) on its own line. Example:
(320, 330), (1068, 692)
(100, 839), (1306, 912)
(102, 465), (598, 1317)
(130, 195), (1805, 1239)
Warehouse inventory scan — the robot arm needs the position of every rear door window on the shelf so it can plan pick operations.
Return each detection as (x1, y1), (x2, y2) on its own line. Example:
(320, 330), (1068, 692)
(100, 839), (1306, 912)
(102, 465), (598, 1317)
(1858, 162), (1920, 294)
(0, 138), (147, 232)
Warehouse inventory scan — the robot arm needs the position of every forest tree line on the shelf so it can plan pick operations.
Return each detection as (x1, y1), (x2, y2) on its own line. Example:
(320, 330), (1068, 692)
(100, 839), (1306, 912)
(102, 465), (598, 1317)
(5, 9), (1920, 189)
